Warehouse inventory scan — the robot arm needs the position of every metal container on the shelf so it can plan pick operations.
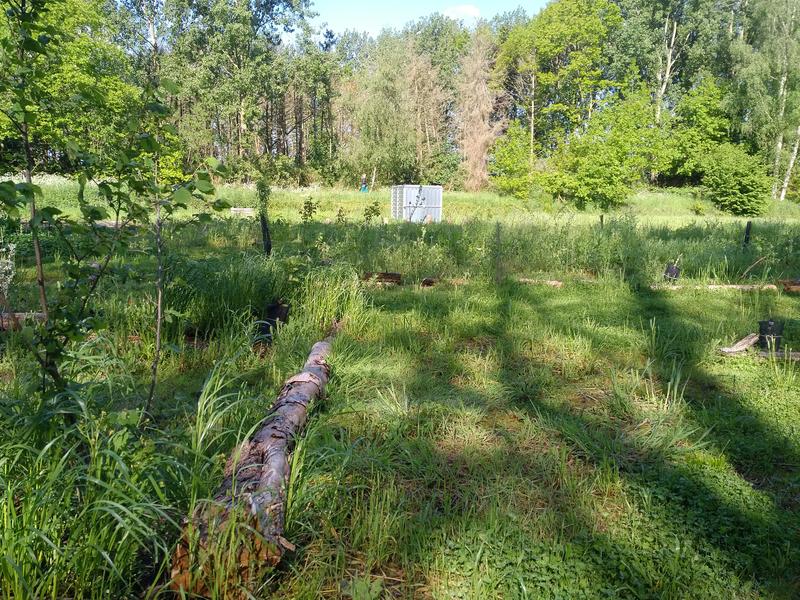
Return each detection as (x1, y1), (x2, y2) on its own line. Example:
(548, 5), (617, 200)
(390, 185), (443, 223)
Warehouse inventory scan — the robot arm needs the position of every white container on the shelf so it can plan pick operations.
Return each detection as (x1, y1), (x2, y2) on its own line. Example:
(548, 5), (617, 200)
(390, 185), (442, 223)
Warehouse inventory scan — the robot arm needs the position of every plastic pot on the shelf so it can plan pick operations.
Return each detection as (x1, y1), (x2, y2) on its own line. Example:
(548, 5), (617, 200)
(758, 319), (784, 351)
(664, 264), (680, 282)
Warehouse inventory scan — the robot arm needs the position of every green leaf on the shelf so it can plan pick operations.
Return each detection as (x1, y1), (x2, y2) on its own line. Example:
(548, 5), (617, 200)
(195, 178), (214, 194)
(145, 101), (171, 116)
(160, 78), (180, 94)
(172, 187), (193, 205)
(211, 198), (231, 211)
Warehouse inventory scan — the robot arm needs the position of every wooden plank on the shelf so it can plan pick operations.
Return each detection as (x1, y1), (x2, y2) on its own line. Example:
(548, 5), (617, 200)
(362, 272), (402, 285)
(652, 284), (778, 291)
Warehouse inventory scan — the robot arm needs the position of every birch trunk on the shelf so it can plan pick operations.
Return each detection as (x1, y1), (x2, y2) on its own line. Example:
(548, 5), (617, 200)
(654, 19), (678, 127)
(170, 331), (338, 595)
(771, 70), (788, 199)
(779, 124), (800, 202)
(529, 71), (536, 160)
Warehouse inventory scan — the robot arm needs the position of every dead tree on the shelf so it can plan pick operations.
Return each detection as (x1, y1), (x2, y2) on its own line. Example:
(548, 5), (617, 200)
(170, 329), (338, 595)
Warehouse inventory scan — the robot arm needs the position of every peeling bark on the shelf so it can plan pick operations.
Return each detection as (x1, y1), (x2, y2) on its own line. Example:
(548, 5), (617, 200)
(779, 125), (800, 202)
(170, 331), (337, 595)
(720, 333), (759, 355)
(0, 312), (45, 331)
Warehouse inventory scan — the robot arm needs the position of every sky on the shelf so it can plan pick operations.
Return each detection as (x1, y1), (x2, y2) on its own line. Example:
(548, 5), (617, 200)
(309, 0), (549, 36)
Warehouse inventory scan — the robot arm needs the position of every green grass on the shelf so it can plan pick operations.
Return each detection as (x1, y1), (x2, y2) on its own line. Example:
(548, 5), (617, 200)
(1, 182), (799, 598)
(269, 278), (800, 599)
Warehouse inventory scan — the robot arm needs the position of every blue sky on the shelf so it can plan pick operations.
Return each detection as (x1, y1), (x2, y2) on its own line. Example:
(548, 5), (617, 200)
(309, 0), (549, 36)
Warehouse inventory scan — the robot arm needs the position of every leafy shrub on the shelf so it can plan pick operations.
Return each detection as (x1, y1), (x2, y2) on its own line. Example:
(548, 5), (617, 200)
(490, 120), (534, 199)
(544, 89), (665, 209)
(421, 143), (463, 189)
(667, 78), (730, 182)
(690, 201), (706, 216)
(543, 153), (632, 209)
(702, 144), (770, 216)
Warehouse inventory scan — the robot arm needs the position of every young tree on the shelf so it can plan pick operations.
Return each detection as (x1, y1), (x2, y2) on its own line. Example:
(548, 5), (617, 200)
(727, 0), (799, 199)
(495, 0), (622, 150)
(0, 0), (61, 323)
(612, 0), (722, 124)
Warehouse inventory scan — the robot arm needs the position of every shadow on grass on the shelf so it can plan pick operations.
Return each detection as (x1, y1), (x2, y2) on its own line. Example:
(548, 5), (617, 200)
(283, 276), (800, 598)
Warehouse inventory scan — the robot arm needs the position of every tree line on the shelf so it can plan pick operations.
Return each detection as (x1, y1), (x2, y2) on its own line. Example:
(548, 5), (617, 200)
(2, 0), (799, 212)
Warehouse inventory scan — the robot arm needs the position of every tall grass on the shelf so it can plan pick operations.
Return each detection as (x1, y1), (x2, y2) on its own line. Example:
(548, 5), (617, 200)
(0, 258), (368, 597)
(1, 181), (798, 597)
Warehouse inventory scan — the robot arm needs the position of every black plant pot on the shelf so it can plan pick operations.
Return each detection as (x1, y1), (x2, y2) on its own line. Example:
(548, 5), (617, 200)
(758, 319), (784, 351)
(664, 264), (681, 282)
(259, 302), (291, 342)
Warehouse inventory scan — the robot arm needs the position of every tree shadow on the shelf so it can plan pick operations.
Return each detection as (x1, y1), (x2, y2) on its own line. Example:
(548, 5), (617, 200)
(285, 276), (800, 597)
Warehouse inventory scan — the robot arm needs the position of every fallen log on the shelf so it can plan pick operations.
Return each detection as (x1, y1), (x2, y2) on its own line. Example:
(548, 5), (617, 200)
(517, 278), (564, 288)
(758, 350), (800, 361)
(230, 207), (256, 217)
(0, 312), (46, 331)
(170, 328), (338, 595)
(778, 280), (800, 293)
(719, 333), (759, 355)
(362, 272), (402, 285)
(651, 284), (778, 292)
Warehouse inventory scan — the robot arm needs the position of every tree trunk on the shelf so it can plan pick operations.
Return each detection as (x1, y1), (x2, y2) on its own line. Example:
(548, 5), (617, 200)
(21, 123), (48, 319)
(170, 331), (338, 595)
(295, 88), (304, 167)
(771, 70), (788, 199)
(259, 212), (272, 256)
(146, 181), (164, 416)
(530, 71), (536, 160)
(655, 18), (678, 127)
(779, 124), (800, 202)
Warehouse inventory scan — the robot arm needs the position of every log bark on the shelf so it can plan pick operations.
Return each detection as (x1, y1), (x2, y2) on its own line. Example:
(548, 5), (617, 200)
(0, 312), (46, 331)
(518, 278), (564, 288)
(720, 333), (759, 355)
(170, 331), (337, 595)
(758, 351), (800, 361)
(778, 279), (800, 293)
(362, 272), (402, 285)
(651, 284), (778, 292)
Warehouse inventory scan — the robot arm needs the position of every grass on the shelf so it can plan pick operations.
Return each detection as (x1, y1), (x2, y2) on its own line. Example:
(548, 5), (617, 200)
(273, 279), (799, 599)
(0, 181), (799, 598)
